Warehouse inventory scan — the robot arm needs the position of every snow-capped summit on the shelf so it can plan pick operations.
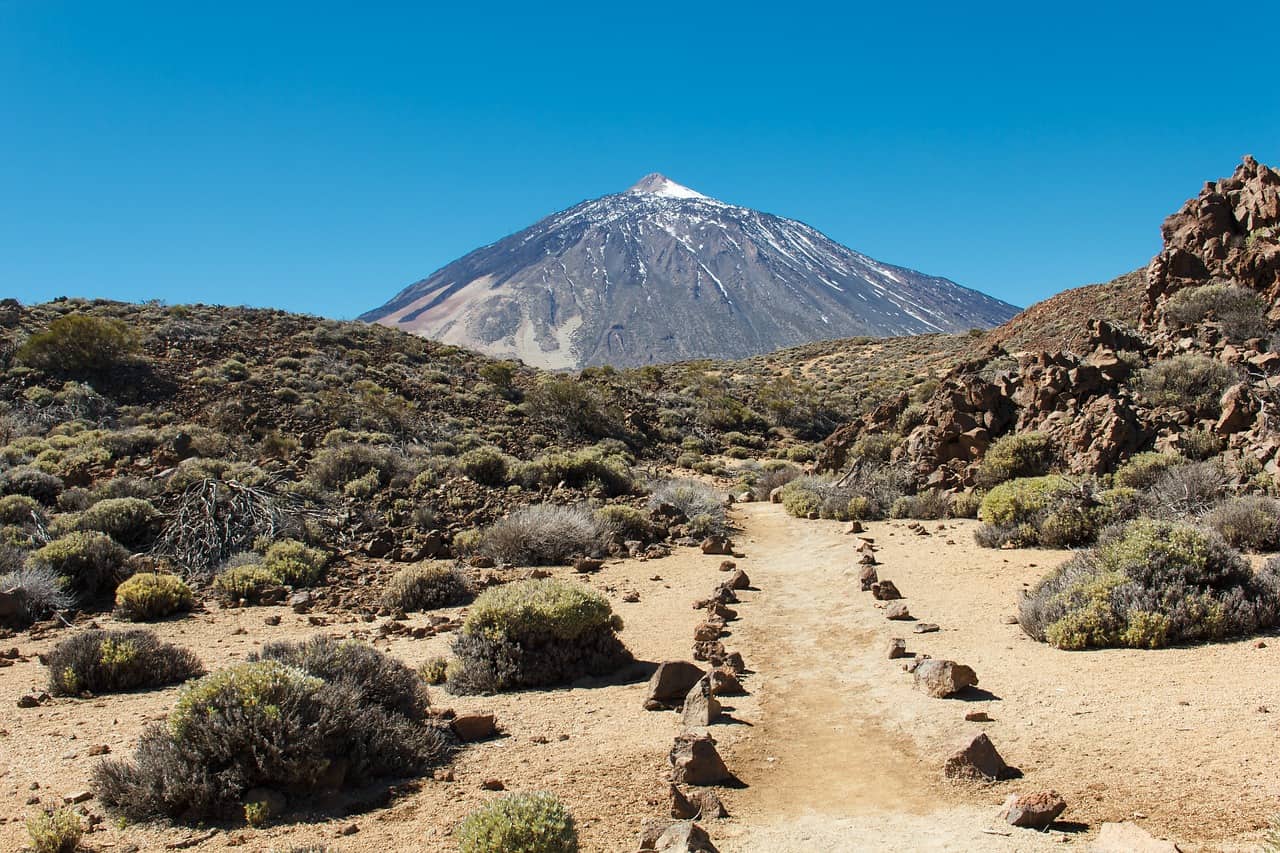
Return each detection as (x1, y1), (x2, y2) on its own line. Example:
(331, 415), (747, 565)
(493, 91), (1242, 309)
(361, 177), (1019, 369)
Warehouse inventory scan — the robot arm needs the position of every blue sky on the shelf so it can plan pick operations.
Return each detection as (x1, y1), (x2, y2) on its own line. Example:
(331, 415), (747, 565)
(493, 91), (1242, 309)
(3, 1), (1277, 318)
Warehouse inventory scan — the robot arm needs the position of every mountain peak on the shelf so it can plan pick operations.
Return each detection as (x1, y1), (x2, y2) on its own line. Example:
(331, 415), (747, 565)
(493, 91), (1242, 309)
(627, 172), (709, 200)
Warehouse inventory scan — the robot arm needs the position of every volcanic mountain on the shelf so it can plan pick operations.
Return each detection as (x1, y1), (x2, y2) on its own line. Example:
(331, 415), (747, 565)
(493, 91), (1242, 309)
(361, 174), (1019, 368)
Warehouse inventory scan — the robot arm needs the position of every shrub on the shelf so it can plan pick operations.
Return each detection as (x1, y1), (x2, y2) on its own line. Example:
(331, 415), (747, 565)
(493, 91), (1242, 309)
(1019, 519), (1280, 649)
(457, 447), (511, 486)
(46, 629), (204, 695)
(458, 791), (579, 853)
(251, 636), (430, 720)
(513, 447), (633, 497)
(77, 497), (160, 548)
(949, 491), (982, 519)
(306, 443), (402, 492)
(1145, 461), (1229, 519)
(0, 563), (72, 626)
(976, 432), (1055, 487)
(593, 505), (653, 541)
(1114, 452), (1183, 490)
(212, 563), (282, 604)
(0, 494), (43, 525)
(1179, 428), (1224, 461)
(524, 377), (620, 440)
(448, 578), (630, 693)
(850, 433), (898, 463)
(648, 479), (727, 536)
(28, 531), (129, 596)
(17, 314), (140, 375)
(420, 656), (449, 685)
(977, 476), (1100, 548)
(480, 504), (610, 566)
(93, 653), (453, 821)
(1206, 496), (1280, 551)
(114, 573), (195, 621)
(1162, 282), (1269, 342)
(1136, 354), (1237, 417)
(889, 490), (950, 520)
(750, 464), (801, 501)
(261, 539), (328, 586)
(26, 806), (84, 853)
(382, 563), (469, 611)
(0, 466), (64, 504)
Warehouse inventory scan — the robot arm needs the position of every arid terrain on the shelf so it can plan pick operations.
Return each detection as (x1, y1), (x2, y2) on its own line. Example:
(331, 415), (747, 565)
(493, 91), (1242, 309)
(4, 501), (1273, 852)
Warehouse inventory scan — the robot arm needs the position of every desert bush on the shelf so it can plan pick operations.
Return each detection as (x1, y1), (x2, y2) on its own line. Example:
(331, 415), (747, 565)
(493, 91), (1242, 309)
(0, 466), (64, 504)
(382, 563), (469, 611)
(1144, 460), (1229, 519)
(479, 505), (609, 566)
(261, 539), (328, 586)
(448, 578), (630, 693)
(76, 497), (160, 548)
(26, 806), (84, 853)
(513, 446), (633, 497)
(17, 314), (140, 375)
(420, 656), (449, 685)
(306, 443), (403, 492)
(976, 432), (1055, 487)
(1162, 282), (1269, 342)
(1019, 518), (1280, 649)
(0, 494), (43, 525)
(457, 447), (511, 486)
(212, 563), (283, 605)
(251, 636), (430, 720)
(648, 479), (727, 536)
(458, 791), (579, 853)
(889, 490), (950, 520)
(780, 476), (856, 520)
(1179, 427), (1224, 461)
(114, 572), (195, 621)
(524, 377), (621, 440)
(749, 464), (801, 501)
(977, 476), (1099, 548)
(593, 505), (653, 541)
(28, 531), (128, 596)
(949, 491), (982, 519)
(1135, 354), (1237, 417)
(0, 563), (72, 626)
(93, 652), (453, 821)
(1205, 496), (1280, 551)
(46, 628), (204, 695)
(1114, 452), (1184, 490)
(840, 460), (913, 519)
(849, 433), (898, 463)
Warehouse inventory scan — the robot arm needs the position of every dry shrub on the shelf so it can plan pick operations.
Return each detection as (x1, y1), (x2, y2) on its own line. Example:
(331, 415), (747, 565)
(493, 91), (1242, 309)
(648, 479), (727, 536)
(479, 504), (610, 566)
(28, 531), (128, 597)
(45, 628), (204, 695)
(382, 563), (469, 612)
(0, 563), (72, 627)
(1162, 282), (1269, 342)
(1135, 354), (1238, 417)
(1144, 460), (1229, 519)
(1205, 496), (1280, 551)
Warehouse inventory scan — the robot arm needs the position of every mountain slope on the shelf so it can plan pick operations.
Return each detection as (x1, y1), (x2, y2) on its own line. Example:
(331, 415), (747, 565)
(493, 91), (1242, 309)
(362, 174), (1019, 369)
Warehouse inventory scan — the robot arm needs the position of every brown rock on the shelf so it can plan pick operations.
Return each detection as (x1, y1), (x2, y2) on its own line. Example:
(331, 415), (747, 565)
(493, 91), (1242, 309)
(913, 622), (940, 634)
(914, 659), (978, 698)
(691, 789), (728, 819)
(708, 667), (744, 696)
(884, 601), (911, 620)
(480, 778), (505, 791)
(700, 536), (734, 556)
(573, 557), (604, 573)
(943, 732), (1013, 781)
(718, 560), (736, 572)
(693, 640), (726, 663)
(965, 711), (992, 722)
(886, 638), (908, 659)
(726, 569), (750, 590)
(1000, 790), (1066, 829)
(1090, 822), (1182, 852)
(681, 677), (721, 729)
(652, 820), (720, 852)
(450, 713), (497, 742)
(670, 784), (697, 819)
(646, 661), (706, 710)
(669, 733), (730, 786)
(858, 564), (878, 591)
(62, 790), (93, 804)
(693, 621), (723, 642)
(871, 579), (902, 600)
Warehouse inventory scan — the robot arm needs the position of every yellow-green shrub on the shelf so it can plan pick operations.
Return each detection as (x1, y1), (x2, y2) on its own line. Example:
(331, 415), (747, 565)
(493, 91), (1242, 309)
(458, 791), (578, 853)
(114, 573), (194, 621)
(261, 539), (327, 586)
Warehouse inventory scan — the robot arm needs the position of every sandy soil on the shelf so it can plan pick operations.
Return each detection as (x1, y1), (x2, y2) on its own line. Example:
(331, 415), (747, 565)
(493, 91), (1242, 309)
(1, 502), (1275, 852)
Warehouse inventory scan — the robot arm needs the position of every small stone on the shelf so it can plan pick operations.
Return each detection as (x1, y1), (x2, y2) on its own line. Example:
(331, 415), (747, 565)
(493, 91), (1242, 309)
(1001, 790), (1067, 829)
(691, 789), (728, 819)
(288, 591), (313, 613)
(480, 778), (505, 791)
(670, 784), (697, 819)
(87, 744), (110, 756)
(913, 623), (940, 634)
(263, 614), (281, 626)
(669, 733), (730, 786)
(336, 823), (359, 836)
(1090, 821), (1181, 852)
(914, 659), (978, 698)
(708, 667), (744, 696)
(943, 732), (1013, 781)
(718, 561), (736, 572)
(646, 661), (707, 709)
(451, 713), (497, 742)
(965, 711), (992, 722)
(1254, 640), (1267, 649)
(886, 638), (908, 659)
(1002, 615), (1019, 625)
(723, 651), (745, 673)
(858, 564), (878, 591)
(574, 557), (604, 573)
(623, 591), (641, 603)
(884, 602), (911, 620)
(17, 694), (40, 709)
(63, 790), (93, 804)
(726, 569), (750, 590)
(871, 580), (901, 600)
(693, 621), (723, 642)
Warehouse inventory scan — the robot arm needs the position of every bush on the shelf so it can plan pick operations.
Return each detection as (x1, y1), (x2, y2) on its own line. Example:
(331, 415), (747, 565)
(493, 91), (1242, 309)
(306, 443), (402, 492)
(849, 433), (898, 463)
(251, 636), (430, 720)
(977, 476), (1099, 548)
(749, 464), (800, 501)
(46, 629), (204, 695)
(93, 651), (453, 821)
(0, 563), (72, 626)
(836, 461), (913, 520)
(1145, 461), (1229, 519)
(212, 563), (282, 604)
(458, 791), (579, 853)
(1206, 496), (1280, 551)
(593, 505), (653, 541)
(448, 578), (630, 693)
(0, 494), (43, 525)
(0, 466), (64, 505)
(648, 479), (727, 536)
(17, 314), (140, 375)
(513, 447), (633, 497)
(457, 447), (511, 486)
(1114, 452), (1183, 490)
(889, 490), (950, 520)
(1179, 427), (1224, 461)
(383, 563), (469, 611)
(1162, 282), (1269, 342)
(114, 572), (195, 621)
(26, 806), (84, 853)
(1019, 519), (1280, 649)
(77, 497), (160, 548)
(480, 504), (610, 566)
(1136, 354), (1237, 417)
(28, 531), (129, 596)
(949, 491), (982, 519)
(524, 377), (620, 440)
(261, 539), (328, 586)
(976, 432), (1055, 487)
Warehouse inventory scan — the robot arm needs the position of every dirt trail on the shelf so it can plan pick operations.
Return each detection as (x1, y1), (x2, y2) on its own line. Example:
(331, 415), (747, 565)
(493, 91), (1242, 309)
(715, 503), (1062, 852)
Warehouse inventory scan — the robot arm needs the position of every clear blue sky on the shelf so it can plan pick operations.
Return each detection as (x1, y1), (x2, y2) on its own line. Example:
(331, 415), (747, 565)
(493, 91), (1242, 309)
(4, 1), (1277, 318)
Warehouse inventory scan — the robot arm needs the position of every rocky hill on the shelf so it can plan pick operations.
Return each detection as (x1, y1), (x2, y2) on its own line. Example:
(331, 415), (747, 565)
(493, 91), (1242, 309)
(361, 174), (1019, 369)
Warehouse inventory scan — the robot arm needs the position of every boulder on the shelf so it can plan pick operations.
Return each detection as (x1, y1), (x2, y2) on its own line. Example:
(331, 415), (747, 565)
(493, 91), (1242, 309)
(871, 579), (902, 600)
(943, 732), (1013, 781)
(653, 820), (719, 853)
(646, 661), (706, 710)
(450, 713), (497, 742)
(700, 536), (734, 556)
(858, 565), (878, 591)
(1000, 790), (1066, 829)
(681, 677), (721, 729)
(693, 621), (724, 642)
(726, 569), (751, 590)
(769, 486), (785, 503)
(709, 667), (745, 696)
(669, 733), (730, 786)
(670, 784), (697, 819)
(693, 640), (726, 663)
(718, 560), (736, 572)
(913, 659), (978, 698)
(1089, 822), (1181, 852)
(691, 789), (728, 819)
(886, 638), (908, 659)
(573, 557), (604, 573)
(884, 602), (911, 620)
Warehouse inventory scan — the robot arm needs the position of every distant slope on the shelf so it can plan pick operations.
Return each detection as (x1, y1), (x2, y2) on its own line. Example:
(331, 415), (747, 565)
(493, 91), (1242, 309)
(362, 174), (1020, 369)
(977, 269), (1147, 355)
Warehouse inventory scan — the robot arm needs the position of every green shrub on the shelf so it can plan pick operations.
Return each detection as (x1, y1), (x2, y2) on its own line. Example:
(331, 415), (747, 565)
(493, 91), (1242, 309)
(976, 432), (1055, 487)
(17, 314), (140, 376)
(593, 505), (653, 541)
(420, 656), (449, 685)
(46, 628), (203, 695)
(458, 791), (579, 853)
(888, 490), (950, 520)
(29, 531), (129, 596)
(977, 476), (1100, 548)
(512, 447), (633, 497)
(0, 494), (43, 525)
(1179, 428), (1224, 461)
(479, 504), (610, 566)
(383, 563), (469, 611)
(949, 491), (982, 519)
(114, 573), (195, 621)
(1114, 452), (1183, 490)
(93, 650), (453, 822)
(77, 497), (160, 548)
(457, 447), (511, 486)
(780, 476), (857, 520)
(850, 433), (898, 462)
(306, 443), (402, 492)
(1136, 354), (1237, 417)
(0, 466), (64, 504)
(1162, 282), (1269, 342)
(261, 539), (328, 586)
(1206, 496), (1280, 551)
(252, 636), (430, 720)
(26, 806), (84, 853)
(212, 563), (282, 604)
(1019, 519), (1280, 649)
(524, 377), (621, 440)
(449, 578), (630, 693)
